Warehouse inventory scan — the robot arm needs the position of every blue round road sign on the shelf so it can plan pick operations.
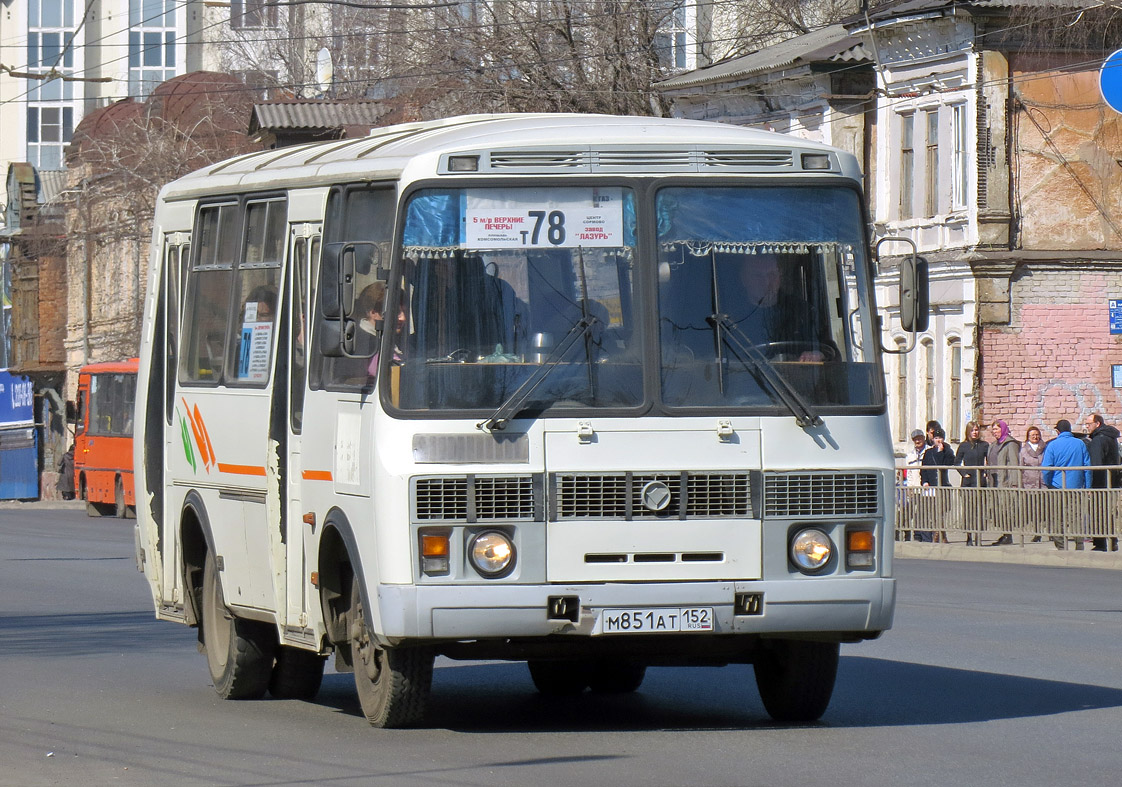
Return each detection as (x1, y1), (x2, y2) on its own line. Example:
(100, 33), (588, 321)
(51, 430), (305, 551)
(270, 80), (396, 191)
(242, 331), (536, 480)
(1100, 49), (1122, 113)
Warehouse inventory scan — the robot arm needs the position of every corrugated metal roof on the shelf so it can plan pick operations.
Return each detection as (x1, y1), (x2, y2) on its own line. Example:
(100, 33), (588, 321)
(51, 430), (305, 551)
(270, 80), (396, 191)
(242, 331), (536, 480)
(656, 25), (870, 91)
(852, 0), (1098, 25)
(38, 170), (68, 204)
(251, 100), (387, 132)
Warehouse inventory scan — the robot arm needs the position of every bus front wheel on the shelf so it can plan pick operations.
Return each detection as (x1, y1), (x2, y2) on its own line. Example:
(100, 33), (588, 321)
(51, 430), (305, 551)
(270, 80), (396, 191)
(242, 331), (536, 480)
(753, 639), (839, 723)
(349, 576), (432, 727)
(201, 551), (275, 700)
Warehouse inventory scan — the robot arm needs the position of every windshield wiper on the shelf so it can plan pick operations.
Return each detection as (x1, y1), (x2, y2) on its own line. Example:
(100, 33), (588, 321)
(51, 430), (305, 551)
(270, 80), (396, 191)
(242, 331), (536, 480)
(477, 314), (600, 432)
(707, 313), (823, 428)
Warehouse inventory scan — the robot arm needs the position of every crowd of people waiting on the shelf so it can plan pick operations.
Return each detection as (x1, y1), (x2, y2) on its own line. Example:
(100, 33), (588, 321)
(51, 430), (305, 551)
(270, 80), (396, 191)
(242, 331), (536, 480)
(901, 415), (1121, 551)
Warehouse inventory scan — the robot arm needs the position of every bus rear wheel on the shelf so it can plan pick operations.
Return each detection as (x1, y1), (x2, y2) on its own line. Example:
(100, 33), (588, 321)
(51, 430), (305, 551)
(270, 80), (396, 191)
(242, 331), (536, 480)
(269, 646), (327, 700)
(349, 576), (432, 727)
(753, 639), (839, 723)
(201, 551), (275, 700)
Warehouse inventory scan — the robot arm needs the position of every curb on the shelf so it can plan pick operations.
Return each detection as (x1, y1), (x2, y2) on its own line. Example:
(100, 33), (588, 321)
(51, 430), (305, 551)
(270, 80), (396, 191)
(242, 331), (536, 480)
(895, 541), (1122, 570)
(0, 499), (87, 511)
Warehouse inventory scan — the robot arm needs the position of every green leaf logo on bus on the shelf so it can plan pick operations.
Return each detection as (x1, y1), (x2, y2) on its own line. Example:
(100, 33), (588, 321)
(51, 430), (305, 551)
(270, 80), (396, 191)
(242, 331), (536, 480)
(178, 399), (216, 474)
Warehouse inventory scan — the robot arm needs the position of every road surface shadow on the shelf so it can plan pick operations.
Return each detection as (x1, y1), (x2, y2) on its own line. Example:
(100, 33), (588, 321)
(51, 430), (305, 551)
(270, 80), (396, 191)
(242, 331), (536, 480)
(310, 655), (1122, 732)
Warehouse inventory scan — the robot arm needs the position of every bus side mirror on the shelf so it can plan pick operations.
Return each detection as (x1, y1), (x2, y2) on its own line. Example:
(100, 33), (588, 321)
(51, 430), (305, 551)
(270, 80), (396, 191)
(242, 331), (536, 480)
(320, 242), (380, 319)
(875, 236), (929, 354)
(899, 256), (930, 333)
(66, 400), (77, 422)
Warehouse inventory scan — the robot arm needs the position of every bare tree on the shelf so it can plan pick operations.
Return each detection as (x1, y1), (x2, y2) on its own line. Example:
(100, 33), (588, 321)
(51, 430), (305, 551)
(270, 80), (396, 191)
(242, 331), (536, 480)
(208, 0), (872, 118)
(62, 76), (261, 362)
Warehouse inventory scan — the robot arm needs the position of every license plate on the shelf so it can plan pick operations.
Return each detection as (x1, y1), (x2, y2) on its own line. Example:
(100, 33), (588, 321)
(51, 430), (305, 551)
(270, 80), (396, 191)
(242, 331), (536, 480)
(597, 607), (713, 634)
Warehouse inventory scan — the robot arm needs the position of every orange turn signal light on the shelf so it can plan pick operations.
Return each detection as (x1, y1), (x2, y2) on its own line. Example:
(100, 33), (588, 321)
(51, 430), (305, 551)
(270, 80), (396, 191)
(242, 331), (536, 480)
(421, 534), (450, 557)
(847, 530), (874, 553)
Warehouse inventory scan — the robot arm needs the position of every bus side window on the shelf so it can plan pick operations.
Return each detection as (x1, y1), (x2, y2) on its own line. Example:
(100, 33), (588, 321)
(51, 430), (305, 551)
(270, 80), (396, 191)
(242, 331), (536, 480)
(181, 204), (238, 384)
(75, 389), (86, 435)
(228, 199), (285, 385)
(313, 187), (394, 390)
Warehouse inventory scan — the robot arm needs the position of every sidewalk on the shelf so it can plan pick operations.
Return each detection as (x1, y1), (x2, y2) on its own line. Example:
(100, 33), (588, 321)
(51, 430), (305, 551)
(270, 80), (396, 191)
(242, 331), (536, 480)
(895, 537), (1122, 569)
(0, 499), (86, 511)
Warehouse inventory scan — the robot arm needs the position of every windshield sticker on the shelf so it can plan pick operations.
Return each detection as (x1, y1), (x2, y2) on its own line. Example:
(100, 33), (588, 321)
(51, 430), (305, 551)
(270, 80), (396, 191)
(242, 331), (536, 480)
(464, 188), (624, 248)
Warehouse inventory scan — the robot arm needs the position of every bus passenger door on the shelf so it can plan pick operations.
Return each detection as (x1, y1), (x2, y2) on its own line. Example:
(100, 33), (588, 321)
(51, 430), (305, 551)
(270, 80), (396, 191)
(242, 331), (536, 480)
(283, 225), (320, 637)
(160, 235), (190, 610)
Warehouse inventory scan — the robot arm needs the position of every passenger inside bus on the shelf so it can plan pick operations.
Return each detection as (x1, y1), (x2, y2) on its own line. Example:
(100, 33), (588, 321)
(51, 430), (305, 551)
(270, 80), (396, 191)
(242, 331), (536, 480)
(356, 281), (406, 380)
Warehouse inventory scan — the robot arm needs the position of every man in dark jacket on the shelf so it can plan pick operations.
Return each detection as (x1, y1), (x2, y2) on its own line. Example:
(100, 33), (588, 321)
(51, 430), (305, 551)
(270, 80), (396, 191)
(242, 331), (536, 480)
(1085, 413), (1120, 551)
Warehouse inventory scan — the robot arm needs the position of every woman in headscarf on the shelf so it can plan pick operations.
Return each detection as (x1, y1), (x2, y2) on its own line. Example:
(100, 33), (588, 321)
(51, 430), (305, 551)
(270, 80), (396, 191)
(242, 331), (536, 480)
(987, 419), (1021, 545)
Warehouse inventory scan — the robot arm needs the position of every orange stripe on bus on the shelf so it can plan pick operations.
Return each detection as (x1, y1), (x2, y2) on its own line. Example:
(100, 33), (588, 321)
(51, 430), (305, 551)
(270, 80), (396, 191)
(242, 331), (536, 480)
(182, 398), (209, 470)
(217, 463), (267, 476)
(302, 470), (333, 481)
(193, 403), (218, 469)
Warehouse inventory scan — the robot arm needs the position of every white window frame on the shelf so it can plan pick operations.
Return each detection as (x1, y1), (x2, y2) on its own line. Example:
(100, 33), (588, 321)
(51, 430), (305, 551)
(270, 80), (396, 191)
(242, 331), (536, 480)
(951, 103), (969, 210)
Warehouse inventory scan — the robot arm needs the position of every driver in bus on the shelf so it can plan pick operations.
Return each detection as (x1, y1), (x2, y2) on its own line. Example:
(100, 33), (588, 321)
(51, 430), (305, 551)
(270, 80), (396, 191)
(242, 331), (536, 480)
(723, 255), (827, 362)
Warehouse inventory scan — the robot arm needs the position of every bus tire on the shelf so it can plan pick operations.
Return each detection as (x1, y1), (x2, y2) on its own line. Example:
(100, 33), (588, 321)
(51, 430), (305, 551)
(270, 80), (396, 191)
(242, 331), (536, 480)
(527, 661), (589, 696)
(587, 661), (646, 694)
(201, 551), (275, 700)
(269, 646), (327, 700)
(350, 576), (432, 727)
(753, 639), (839, 723)
(115, 477), (127, 518)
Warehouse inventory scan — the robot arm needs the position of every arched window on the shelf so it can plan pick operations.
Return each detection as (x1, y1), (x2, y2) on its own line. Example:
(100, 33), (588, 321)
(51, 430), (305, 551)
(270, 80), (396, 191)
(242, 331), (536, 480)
(948, 338), (962, 439)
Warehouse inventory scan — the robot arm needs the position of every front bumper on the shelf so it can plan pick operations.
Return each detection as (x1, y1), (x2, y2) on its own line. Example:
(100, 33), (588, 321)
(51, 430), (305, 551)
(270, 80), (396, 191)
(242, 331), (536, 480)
(375, 576), (895, 641)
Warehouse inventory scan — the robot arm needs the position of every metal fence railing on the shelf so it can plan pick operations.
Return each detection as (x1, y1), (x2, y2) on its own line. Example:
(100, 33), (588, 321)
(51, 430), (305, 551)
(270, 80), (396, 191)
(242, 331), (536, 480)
(895, 464), (1122, 549)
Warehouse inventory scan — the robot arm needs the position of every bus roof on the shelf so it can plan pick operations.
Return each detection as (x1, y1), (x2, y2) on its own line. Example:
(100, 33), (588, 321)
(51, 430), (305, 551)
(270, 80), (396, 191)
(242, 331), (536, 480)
(79, 358), (139, 375)
(158, 113), (861, 200)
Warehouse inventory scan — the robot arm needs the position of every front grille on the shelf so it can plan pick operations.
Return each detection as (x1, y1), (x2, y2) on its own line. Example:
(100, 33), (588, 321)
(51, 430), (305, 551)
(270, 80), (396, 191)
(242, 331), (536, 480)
(553, 472), (752, 520)
(415, 477), (468, 521)
(413, 475), (536, 522)
(475, 475), (535, 520)
(763, 472), (880, 518)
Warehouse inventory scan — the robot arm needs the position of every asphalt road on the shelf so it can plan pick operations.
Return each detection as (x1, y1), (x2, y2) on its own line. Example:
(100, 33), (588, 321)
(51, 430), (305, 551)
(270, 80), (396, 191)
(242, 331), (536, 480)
(3, 505), (1122, 786)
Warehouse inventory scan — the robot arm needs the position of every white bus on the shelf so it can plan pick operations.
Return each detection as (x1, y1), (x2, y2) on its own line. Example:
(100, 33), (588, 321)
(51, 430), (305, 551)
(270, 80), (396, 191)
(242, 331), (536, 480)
(133, 114), (925, 728)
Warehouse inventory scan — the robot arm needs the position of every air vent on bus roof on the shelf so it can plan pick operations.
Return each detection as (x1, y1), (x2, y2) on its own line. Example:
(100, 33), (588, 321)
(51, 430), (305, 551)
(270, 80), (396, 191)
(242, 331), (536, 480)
(489, 150), (590, 169)
(702, 149), (794, 169)
(466, 147), (802, 174)
(594, 150), (694, 170)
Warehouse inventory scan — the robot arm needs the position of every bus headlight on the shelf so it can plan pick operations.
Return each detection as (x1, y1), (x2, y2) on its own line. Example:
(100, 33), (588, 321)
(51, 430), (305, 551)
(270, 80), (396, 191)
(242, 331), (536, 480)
(468, 531), (515, 578)
(790, 528), (833, 573)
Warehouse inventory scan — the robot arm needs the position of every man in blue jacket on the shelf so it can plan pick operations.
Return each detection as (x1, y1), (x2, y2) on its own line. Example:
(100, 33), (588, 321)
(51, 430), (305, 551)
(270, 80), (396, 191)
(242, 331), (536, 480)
(1043, 419), (1092, 489)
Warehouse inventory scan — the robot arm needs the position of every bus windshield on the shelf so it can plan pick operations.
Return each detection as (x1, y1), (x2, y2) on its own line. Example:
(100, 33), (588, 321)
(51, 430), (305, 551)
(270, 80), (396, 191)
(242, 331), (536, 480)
(656, 185), (879, 410)
(391, 183), (881, 414)
(394, 186), (642, 412)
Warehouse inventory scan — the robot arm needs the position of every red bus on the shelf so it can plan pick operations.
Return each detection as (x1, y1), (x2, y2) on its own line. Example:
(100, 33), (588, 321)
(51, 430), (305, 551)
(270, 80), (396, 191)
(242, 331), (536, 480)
(74, 359), (138, 517)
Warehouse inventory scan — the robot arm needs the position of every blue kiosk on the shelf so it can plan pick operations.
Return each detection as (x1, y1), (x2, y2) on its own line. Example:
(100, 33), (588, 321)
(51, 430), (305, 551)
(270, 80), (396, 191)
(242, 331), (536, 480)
(0, 370), (37, 499)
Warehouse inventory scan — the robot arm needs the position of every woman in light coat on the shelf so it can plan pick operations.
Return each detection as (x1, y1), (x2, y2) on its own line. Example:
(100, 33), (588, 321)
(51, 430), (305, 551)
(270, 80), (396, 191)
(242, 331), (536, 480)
(987, 420), (1021, 545)
(1020, 426), (1047, 543)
